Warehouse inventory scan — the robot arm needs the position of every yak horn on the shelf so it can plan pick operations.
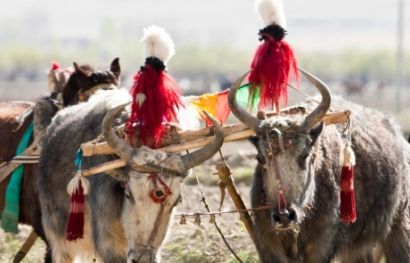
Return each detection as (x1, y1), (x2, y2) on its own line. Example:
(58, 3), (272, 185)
(298, 68), (332, 131)
(181, 111), (224, 169)
(102, 102), (135, 163)
(102, 103), (164, 173)
(228, 72), (261, 131)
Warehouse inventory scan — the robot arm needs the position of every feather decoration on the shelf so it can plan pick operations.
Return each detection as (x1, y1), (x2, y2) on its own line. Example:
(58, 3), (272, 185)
(126, 26), (182, 147)
(248, 0), (299, 112)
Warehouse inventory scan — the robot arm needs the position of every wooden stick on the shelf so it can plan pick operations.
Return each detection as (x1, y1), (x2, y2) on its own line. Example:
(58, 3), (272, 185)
(0, 142), (40, 183)
(13, 230), (38, 263)
(81, 159), (127, 177)
(82, 110), (351, 157)
(215, 162), (256, 244)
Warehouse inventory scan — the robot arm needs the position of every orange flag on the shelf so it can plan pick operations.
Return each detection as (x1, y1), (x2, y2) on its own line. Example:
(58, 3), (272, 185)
(191, 90), (230, 125)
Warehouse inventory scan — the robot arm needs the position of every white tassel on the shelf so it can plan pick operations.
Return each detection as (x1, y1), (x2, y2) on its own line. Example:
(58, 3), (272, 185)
(141, 25), (175, 64)
(254, 0), (287, 29)
(343, 144), (356, 166)
(67, 172), (90, 196)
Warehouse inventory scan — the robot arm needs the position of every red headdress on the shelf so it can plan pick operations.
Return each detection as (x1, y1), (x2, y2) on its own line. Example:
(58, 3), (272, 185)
(248, 0), (299, 112)
(126, 26), (182, 148)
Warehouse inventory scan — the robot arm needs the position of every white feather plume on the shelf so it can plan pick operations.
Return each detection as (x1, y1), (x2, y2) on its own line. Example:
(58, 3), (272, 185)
(254, 0), (287, 28)
(141, 25), (175, 64)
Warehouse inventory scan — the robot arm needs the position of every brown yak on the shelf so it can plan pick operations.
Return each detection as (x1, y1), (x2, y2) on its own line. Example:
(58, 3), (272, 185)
(0, 58), (121, 262)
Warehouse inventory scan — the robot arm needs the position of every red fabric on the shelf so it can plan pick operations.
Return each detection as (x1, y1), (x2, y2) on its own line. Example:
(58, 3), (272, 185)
(215, 90), (231, 124)
(148, 173), (172, 203)
(248, 36), (299, 112)
(66, 180), (85, 241)
(126, 65), (182, 148)
(51, 61), (60, 71)
(340, 165), (357, 224)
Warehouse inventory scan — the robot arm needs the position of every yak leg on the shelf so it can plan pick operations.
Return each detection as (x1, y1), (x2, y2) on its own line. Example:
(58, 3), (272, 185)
(382, 215), (410, 263)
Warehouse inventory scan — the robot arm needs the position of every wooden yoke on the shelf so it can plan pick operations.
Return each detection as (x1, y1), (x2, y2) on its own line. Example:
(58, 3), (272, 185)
(82, 110), (351, 157)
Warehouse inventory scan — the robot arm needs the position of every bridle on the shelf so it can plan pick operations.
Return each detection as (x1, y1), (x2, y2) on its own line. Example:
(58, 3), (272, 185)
(261, 126), (318, 231)
(126, 172), (175, 263)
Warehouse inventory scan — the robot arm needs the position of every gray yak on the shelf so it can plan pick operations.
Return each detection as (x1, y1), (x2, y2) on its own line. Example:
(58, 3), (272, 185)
(37, 89), (224, 262)
(228, 70), (410, 263)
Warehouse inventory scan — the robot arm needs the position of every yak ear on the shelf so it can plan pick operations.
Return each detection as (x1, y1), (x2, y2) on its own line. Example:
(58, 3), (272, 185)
(110, 57), (121, 80)
(309, 122), (324, 145)
(73, 62), (89, 78)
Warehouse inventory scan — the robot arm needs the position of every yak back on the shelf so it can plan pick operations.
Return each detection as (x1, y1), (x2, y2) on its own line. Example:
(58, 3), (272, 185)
(38, 90), (126, 239)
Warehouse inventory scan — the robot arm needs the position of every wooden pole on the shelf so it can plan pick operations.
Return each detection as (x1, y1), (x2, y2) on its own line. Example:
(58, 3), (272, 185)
(82, 110), (351, 157)
(215, 162), (257, 244)
(13, 230), (38, 263)
(0, 142), (39, 183)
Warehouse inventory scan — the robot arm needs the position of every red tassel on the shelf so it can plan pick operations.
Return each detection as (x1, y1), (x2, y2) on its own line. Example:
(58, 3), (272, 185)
(248, 36), (299, 112)
(340, 165), (356, 224)
(126, 64), (182, 148)
(66, 179), (85, 241)
(51, 61), (60, 71)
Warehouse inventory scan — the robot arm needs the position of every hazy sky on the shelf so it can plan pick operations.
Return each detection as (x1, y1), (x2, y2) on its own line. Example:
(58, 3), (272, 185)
(0, 0), (409, 51)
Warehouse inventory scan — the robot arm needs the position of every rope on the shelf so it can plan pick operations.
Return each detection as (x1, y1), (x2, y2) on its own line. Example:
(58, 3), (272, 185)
(187, 149), (244, 263)
(176, 205), (271, 217)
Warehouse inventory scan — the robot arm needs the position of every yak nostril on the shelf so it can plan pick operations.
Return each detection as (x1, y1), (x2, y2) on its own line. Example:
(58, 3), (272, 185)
(273, 214), (281, 222)
(288, 209), (296, 221)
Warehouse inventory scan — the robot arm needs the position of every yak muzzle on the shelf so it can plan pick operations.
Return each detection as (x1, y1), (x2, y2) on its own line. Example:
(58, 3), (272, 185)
(272, 208), (298, 228)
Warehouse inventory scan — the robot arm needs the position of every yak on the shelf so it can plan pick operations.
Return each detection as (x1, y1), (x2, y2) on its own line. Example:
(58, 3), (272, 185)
(0, 58), (121, 263)
(228, 69), (410, 263)
(37, 88), (224, 262)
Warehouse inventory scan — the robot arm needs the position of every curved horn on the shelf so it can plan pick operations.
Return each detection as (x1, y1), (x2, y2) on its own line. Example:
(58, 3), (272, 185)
(299, 68), (332, 131)
(228, 73), (261, 130)
(102, 103), (136, 163)
(181, 111), (224, 169)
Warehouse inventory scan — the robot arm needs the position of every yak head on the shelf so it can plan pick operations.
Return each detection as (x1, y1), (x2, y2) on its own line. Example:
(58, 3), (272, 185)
(62, 57), (121, 106)
(101, 103), (224, 262)
(229, 69), (331, 231)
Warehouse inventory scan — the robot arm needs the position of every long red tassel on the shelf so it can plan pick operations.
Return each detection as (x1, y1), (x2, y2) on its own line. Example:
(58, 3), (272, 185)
(248, 32), (299, 112)
(66, 179), (85, 241)
(126, 63), (182, 148)
(340, 146), (357, 224)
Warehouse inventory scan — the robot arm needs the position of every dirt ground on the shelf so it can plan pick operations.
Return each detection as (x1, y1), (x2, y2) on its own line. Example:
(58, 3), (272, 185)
(0, 184), (257, 263)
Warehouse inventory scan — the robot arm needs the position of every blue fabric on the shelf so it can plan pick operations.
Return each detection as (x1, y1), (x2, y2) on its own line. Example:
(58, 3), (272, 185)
(1, 123), (33, 232)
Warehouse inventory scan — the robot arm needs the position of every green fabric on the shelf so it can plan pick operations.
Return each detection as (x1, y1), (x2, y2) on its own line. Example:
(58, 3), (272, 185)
(1, 123), (33, 232)
(236, 83), (260, 113)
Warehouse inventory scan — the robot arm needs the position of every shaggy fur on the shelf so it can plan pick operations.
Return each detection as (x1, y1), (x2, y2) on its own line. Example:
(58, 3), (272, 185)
(250, 97), (410, 262)
(38, 89), (187, 262)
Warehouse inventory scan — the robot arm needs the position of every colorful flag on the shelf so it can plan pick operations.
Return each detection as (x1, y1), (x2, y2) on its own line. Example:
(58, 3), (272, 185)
(236, 83), (260, 113)
(190, 84), (261, 126)
(191, 90), (230, 125)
